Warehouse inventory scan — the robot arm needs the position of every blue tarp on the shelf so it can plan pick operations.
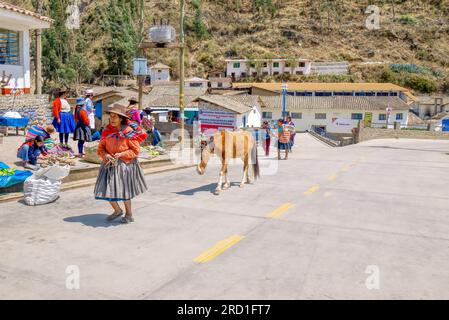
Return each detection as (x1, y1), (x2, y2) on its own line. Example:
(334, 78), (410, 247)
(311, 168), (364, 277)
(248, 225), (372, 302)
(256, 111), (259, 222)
(442, 119), (449, 132)
(0, 117), (30, 127)
(0, 162), (32, 188)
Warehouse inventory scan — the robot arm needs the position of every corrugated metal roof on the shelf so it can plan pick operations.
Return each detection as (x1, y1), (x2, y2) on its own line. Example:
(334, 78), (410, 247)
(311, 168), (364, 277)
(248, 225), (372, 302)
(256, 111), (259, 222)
(227, 94), (261, 108)
(259, 96), (410, 111)
(0, 1), (53, 23)
(233, 82), (412, 93)
(194, 95), (252, 114)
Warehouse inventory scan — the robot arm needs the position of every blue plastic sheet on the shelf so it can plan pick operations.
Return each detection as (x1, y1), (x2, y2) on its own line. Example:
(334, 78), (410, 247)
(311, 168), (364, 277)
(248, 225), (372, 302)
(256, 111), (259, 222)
(0, 162), (32, 188)
(0, 117), (30, 127)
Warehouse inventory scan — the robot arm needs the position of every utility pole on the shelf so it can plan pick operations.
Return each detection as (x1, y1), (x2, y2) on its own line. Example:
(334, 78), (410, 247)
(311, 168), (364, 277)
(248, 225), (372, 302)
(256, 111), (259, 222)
(35, 0), (43, 95)
(138, 0), (145, 110)
(179, 0), (186, 149)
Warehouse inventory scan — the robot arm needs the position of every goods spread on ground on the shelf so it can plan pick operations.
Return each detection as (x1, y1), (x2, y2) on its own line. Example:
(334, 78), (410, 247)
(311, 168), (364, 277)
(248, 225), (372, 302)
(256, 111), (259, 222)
(37, 154), (76, 167)
(142, 145), (166, 159)
(0, 168), (15, 176)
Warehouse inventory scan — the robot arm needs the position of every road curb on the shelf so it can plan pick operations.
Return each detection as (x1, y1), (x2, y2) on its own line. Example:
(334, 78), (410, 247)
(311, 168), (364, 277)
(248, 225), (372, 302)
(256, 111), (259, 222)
(0, 164), (194, 204)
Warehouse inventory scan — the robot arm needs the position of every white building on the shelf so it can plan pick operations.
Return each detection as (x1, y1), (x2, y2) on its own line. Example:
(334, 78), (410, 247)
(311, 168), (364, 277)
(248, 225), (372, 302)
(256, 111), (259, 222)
(185, 76), (208, 88)
(259, 95), (410, 134)
(194, 95), (262, 132)
(150, 62), (170, 84)
(209, 75), (232, 89)
(0, 2), (52, 95)
(225, 58), (312, 80)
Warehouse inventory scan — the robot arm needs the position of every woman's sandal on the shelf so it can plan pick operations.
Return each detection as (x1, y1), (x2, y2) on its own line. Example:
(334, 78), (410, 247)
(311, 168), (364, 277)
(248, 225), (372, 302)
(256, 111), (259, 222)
(106, 210), (123, 222)
(120, 215), (135, 224)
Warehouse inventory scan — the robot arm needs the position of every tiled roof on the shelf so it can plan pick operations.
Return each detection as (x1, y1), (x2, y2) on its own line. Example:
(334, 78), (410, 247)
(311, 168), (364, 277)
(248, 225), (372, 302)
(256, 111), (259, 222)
(194, 95), (252, 114)
(227, 94), (261, 108)
(259, 96), (410, 111)
(0, 1), (53, 23)
(146, 85), (208, 108)
(233, 82), (413, 93)
(150, 62), (170, 69)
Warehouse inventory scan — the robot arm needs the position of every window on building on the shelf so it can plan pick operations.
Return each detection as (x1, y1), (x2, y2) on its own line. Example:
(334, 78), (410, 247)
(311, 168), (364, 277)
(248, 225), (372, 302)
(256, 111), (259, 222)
(296, 71), (304, 75)
(252, 72), (258, 77)
(273, 62), (280, 68)
(263, 62), (268, 68)
(377, 92), (389, 96)
(157, 70), (162, 73)
(262, 112), (273, 119)
(217, 82), (223, 88)
(291, 112), (302, 119)
(273, 71), (279, 75)
(390, 92), (398, 96)
(396, 113), (403, 120)
(0, 29), (20, 65)
(334, 91), (353, 96)
(189, 82), (203, 87)
(296, 91), (313, 96)
(233, 62), (240, 68)
(299, 62), (306, 68)
(241, 72), (247, 78)
(315, 113), (326, 119)
(316, 92), (332, 96)
(263, 71), (269, 76)
(351, 113), (363, 120)
(250, 62), (256, 68)
(379, 114), (387, 121)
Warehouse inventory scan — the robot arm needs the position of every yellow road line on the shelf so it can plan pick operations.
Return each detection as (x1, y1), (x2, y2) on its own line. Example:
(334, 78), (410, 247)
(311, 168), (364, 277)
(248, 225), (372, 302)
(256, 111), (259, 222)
(194, 235), (245, 264)
(328, 174), (338, 181)
(304, 184), (320, 195)
(267, 202), (295, 219)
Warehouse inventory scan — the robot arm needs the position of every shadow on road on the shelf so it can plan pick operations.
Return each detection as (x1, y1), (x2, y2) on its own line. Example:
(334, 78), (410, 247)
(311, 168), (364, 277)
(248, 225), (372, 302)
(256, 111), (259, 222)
(63, 214), (121, 228)
(174, 183), (217, 196)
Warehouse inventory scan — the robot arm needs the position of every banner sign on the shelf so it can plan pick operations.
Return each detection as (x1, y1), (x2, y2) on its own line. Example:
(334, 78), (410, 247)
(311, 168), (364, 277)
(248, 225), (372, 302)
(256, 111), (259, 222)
(199, 109), (236, 132)
(364, 112), (373, 127)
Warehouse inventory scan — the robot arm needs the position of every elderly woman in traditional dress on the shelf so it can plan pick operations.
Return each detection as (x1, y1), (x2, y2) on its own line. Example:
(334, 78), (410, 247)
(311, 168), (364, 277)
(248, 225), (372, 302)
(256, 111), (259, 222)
(94, 104), (148, 224)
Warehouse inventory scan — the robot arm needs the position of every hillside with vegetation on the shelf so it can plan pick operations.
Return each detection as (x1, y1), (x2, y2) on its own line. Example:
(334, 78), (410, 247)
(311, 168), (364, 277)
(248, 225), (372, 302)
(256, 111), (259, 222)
(6, 0), (449, 94)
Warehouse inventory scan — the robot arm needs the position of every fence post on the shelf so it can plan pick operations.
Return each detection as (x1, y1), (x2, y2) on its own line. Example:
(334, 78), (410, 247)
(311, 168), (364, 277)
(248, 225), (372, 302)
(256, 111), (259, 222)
(394, 121), (400, 130)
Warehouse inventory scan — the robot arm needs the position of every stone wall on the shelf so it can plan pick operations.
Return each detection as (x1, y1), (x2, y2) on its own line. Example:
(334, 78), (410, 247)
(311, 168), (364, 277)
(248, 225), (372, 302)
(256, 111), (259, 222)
(0, 95), (52, 126)
(358, 122), (449, 142)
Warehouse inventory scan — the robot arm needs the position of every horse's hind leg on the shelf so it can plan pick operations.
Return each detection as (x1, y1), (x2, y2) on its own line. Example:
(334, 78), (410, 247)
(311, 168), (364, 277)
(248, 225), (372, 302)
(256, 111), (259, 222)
(240, 157), (249, 188)
(215, 163), (227, 195)
(223, 164), (231, 190)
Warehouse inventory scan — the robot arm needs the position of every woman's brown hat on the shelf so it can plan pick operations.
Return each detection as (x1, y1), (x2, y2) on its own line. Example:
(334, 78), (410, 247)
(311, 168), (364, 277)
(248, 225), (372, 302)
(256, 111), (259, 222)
(105, 104), (130, 119)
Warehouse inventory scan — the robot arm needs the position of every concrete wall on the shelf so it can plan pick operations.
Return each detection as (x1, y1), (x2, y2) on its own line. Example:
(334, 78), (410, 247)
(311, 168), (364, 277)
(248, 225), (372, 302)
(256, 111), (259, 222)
(262, 109), (409, 134)
(358, 123), (449, 142)
(0, 94), (51, 125)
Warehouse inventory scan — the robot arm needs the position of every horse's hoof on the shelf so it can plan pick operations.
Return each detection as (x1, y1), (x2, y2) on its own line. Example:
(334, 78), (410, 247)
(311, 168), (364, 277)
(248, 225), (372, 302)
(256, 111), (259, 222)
(223, 184), (231, 190)
(214, 189), (221, 195)
(239, 184), (245, 188)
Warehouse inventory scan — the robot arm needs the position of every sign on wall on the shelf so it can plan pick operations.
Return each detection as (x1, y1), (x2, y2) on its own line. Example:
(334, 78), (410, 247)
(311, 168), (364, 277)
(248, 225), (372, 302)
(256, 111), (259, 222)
(199, 109), (236, 132)
(364, 112), (373, 127)
(332, 118), (352, 127)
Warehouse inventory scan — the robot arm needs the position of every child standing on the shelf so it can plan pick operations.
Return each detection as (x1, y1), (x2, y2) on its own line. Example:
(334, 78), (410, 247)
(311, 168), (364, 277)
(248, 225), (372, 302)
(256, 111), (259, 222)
(73, 98), (92, 158)
(277, 119), (291, 160)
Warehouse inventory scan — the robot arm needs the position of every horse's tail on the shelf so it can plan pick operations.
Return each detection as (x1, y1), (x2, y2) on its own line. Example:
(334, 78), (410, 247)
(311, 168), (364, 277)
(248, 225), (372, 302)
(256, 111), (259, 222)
(251, 139), (260, 180)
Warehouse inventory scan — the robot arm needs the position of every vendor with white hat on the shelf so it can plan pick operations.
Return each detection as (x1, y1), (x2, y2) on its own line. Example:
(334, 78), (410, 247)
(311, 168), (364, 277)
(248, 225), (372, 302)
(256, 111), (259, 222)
(84, 89), (96, 130)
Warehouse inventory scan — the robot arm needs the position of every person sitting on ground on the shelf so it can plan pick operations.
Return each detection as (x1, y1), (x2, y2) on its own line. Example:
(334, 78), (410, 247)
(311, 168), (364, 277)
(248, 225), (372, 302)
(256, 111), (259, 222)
(17, 136), (47, 170)
(25, 124), (55, 142)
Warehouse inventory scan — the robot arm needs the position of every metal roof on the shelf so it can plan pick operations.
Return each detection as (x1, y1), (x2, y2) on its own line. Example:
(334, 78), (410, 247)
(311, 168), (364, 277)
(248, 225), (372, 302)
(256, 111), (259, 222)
(259, 96), (410, 111)
(233, 82), (413, 93)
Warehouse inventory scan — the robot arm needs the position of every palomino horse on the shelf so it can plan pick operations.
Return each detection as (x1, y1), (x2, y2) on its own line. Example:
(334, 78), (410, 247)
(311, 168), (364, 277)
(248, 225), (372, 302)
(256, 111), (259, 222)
(197, 130), (260, 195)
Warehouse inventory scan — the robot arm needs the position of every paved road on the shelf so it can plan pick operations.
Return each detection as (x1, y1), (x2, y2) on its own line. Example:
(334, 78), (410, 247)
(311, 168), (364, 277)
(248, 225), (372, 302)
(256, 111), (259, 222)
(1, 134), (449, 299)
